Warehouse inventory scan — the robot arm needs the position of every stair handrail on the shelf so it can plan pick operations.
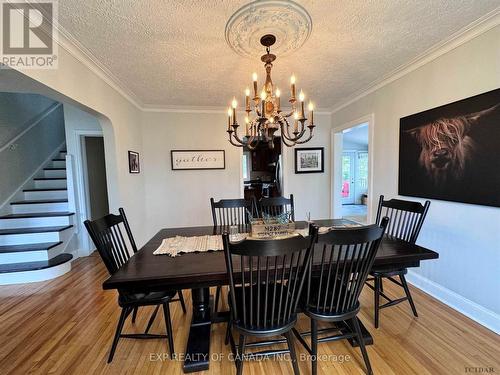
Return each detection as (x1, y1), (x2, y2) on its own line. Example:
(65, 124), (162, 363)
(0, 102), (62, 153)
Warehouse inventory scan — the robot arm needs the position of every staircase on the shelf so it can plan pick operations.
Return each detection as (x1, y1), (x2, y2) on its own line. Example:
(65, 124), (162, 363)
(0, 148), (76, 284)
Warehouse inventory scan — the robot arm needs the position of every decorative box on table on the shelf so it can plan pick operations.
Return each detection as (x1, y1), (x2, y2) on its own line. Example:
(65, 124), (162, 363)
(250, 219), (295, 239)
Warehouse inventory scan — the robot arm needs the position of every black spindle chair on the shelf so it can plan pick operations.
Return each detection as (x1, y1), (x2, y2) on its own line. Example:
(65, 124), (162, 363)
(84, 208), (186, 363)
(366, 195), (430, 328)
(223, 228), (318, 375)
(210, 198), (257, 313)
(295, 218), (389, 375)
(259, 194), (295, 221)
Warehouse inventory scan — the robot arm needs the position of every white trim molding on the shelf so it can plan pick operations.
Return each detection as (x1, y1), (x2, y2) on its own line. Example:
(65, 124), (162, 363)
(331, 114), (375, 221)
(406, 270), (500, 334)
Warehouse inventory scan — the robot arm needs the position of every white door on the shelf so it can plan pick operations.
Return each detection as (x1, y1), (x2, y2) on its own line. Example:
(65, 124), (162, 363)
(341, 151), (356, 204)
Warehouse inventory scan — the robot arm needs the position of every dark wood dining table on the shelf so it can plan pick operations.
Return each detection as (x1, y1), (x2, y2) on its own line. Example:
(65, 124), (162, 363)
(103, 219), (439, 373)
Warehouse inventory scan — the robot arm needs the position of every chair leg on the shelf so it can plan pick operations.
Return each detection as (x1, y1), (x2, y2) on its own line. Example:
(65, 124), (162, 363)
(108, 307), (129, 363)
(380, 278), (384, 293)
(352, 318), (373, 375)
(214, 286), (222, 313)
(144, 305), (160, 334)
(177, 290), (187, 314)
(400, 274), (418, 317)
(162, 303), (175, 357)
(225, 318), (232, 345)
(284, 331), (300, 375)
(131, 306), (138, 323)
(374, 276), (380, 329)
(236, 334), (246, 375)
(311, 319), (318, 375)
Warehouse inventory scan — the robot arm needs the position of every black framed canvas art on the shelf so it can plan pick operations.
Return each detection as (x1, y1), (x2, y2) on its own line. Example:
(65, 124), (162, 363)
(128, 151), (140, 173)
(399, 88), (500, 207)
(295, 147), (324, 174)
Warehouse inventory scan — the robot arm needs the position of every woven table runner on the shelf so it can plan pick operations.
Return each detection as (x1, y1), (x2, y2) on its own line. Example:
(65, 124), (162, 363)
(153, 223), (362, 257)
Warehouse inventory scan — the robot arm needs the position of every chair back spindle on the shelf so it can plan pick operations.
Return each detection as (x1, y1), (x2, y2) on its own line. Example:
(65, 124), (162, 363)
(210, 198), (256, 229)
(259, 194), (295, 221)
(306, 218), (389, 316)
(223, 228), (318, 331)
(375, 195), (430, 243)
(84, 208), (137, 275)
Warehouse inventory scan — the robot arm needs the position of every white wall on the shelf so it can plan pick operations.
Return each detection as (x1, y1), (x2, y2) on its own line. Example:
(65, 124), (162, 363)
(141, 111), (242, 239)
(282, 113), (332, 221)
(141, 111), (332, 239)
(331, 25), (500, 331)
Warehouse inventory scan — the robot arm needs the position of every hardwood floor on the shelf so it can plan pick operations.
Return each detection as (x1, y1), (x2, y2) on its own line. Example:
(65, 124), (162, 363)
(0, 253), (498, 375)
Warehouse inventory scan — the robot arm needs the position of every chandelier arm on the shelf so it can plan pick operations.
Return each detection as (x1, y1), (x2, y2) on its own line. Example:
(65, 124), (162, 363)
(279, 122), (296, 146)
(293, 129), (315, 144)
(228, 134), (244, 147)
(280, 117), (295, 141)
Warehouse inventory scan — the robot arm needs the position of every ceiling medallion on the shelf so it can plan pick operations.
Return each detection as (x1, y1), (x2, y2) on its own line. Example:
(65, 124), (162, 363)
(225, 0), (313, 58)
(226, 34), (315, 150)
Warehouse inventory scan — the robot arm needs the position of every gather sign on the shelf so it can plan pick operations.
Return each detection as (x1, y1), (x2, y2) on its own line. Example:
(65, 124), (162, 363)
(171, 150), (225, 170)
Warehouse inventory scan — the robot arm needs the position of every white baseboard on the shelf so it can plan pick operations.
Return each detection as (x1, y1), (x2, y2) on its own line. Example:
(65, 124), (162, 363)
(406, 270), (500, 334)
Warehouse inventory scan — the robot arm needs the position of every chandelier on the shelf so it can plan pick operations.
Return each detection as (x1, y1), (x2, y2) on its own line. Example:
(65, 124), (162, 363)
(226, 34), (315, 150)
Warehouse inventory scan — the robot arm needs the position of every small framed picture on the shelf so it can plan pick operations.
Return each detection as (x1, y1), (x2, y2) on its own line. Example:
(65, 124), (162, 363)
(128, 151), (140, 173)
(295, 147), (324, 174)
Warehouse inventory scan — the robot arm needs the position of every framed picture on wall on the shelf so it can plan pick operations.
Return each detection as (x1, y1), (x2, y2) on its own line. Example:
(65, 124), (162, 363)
(399, 88), (500, 207)
(295, 147), (324, 174)
(128, 151), (140, 173)
(171, 150), (225, 170)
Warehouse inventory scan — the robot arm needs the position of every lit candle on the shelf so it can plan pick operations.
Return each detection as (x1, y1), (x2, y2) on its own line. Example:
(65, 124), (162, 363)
(299, 90), (305, 118)
(231, 97), (237, 124)
(293, 112), (299, 133)
(260, 90), (266, 117)
(252, 73), (258, 97)
(308, 101), (314, 125)
(245, 88), (250, 111)
(290, 75), (296, 99)
(227, 108), (232, 130)
(275, 88), (281, 111)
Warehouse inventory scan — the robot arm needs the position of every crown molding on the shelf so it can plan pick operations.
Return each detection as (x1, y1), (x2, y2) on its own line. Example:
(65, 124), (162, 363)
(48, 3), (499, 116)
(329, 7), (500, 114)
(141, 104), (332, 115)
(55, 25), (145, 110)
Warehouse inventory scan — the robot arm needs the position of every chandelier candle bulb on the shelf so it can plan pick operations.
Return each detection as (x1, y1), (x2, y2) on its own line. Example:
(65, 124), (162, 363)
(299, 90), (305, 118)
(260, 90), (266, 116)
(291, 75), (296, 99)
(227, 108), (232, 130)
(276, 88), (281, 111)
(231, 98), (237, 124)
(245, 88), (250, 110)
(294, 112), (299, 133)
(308, 101), (314, 124)
(245, 116), (250, 136)
(252, 73), (258, 97)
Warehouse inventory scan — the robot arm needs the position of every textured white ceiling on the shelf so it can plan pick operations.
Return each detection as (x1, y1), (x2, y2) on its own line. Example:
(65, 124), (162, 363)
(58, 0), (499, 109)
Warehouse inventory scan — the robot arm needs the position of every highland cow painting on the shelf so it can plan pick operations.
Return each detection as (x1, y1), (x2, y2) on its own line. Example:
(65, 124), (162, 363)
(399, 88), (500, 207)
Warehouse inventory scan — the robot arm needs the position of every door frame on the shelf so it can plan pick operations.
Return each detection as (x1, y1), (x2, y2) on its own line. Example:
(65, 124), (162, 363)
(331, 114), (375, 221)
(73, 129), (104, 255)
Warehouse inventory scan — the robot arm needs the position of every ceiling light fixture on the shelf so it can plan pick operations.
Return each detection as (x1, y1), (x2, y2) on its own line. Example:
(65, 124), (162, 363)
(226, 34), (315, 149)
